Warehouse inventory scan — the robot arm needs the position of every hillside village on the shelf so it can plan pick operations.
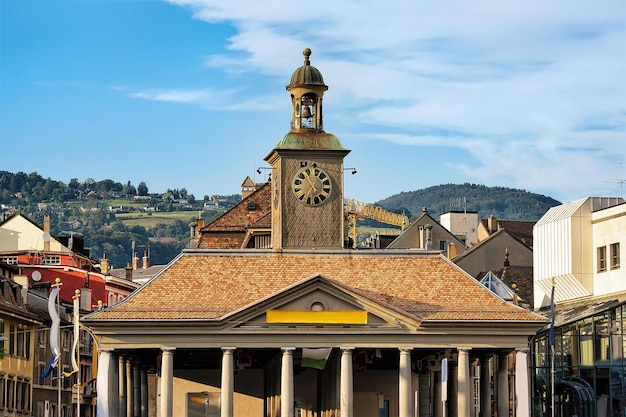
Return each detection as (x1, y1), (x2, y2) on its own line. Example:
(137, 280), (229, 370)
(1, 50), (625, 417)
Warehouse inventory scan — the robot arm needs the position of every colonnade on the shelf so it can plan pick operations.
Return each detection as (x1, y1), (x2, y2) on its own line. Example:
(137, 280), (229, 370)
(97, 346), (530, 417)
(96, 349), (153, 417)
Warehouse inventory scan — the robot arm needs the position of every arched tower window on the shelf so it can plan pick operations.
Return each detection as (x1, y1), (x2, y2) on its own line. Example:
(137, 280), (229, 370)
(300, 93), (317, 129)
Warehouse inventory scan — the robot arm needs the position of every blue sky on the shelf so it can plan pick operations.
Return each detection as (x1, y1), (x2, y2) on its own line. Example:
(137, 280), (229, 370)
(1, 0), (625, 207)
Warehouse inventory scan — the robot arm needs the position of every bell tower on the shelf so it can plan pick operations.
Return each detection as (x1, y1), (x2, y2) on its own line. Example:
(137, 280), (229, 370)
(265, 49), (350, 249)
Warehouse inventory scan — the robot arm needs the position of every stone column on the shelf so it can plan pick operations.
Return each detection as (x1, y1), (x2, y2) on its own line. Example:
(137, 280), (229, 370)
(160, 348), (176, 417)
(221, 348), (236, 417)
(127, 359), (133, 417)
(480, 354), (492, 417)
(457, 348), (471, 417)
(133, 363), (141, 417)
(281, 347), (295, 417)
(399, 348), (413, 417)
(140, 367), (148, 417)
(496, 352), (509, 417)
(515, 350), (530, 417)
(340, 348), (354, 417)
(119, 355), (127, 417)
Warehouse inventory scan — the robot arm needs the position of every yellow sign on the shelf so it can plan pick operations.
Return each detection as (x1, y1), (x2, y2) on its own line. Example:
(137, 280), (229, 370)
(266, 310), (367, 324)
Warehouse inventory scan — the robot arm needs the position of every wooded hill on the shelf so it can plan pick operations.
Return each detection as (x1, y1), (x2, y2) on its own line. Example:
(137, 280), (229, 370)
(376, 183), (561, 222)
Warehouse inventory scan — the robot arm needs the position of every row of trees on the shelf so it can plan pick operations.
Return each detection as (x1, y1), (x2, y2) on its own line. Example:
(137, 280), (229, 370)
(0, 171), (155, 203)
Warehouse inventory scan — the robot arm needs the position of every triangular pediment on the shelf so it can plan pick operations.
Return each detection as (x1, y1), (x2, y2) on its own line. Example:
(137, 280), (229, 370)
(222, 274), (420, 331)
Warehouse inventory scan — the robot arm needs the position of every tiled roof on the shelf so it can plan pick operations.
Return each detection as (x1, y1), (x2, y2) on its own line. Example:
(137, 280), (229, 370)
(199, 183), (271, 233)
(87, 249), (545, 324)
(479, 219), (535, 247)
(109, 265), (166, 282)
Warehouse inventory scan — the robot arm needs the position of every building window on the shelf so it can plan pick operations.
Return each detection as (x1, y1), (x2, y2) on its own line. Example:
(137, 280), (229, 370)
(38, 328), (47, 347)
(7, 377), (14, 410)
(41, 255), (60, 265)
(62, 330), (71, 350)
(0, 319), (4, 352)
(610, 242), (620, 270)
(597, 246), (607, 272)
(0, 375), (5, 408)
(9, 324), (29, 359)
(439, 240), (446, 251)
(0, 257), (18, 265)
(9, 324), (15, 356)
(38, 363), (49, 385)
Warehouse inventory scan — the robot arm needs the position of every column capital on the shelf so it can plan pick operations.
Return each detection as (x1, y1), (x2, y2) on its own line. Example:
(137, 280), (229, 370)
(222, 347), (237, 352)
(340, 347), (354, 352)
(281, 347), (296, 353)
(161, 347), (176, 353)
(457, 347), (472, 353)
(399, 347), (412, 354)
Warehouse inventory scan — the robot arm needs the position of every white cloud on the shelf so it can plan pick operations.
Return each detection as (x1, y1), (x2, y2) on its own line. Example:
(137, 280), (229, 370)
(162, 0), (626, 201)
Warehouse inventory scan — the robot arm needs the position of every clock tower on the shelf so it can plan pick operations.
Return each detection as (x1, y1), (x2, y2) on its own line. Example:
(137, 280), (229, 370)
(265, 49), (350, 249)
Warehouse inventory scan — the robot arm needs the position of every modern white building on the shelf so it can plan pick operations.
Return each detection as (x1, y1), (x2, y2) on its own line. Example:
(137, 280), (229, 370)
(533, 197), (624, 308)
(531, 197), (626, 416)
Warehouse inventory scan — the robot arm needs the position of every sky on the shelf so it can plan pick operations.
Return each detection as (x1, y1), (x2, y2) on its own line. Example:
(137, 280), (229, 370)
(1, 0), (625, 207)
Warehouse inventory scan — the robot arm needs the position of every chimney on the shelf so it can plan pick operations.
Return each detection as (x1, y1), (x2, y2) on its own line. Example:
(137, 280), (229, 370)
(100, 253), (110, 275)
(488, 215), (497, 233)
(447, 242), (457, 259)
(504, 248), (510, 267)
(142, 250), (149, 269)
(125, 263), (133, 280)
(425, 224), (433, 250)
(196, 217), (205, 235)
(80, 287), (92, 311)
(132, 252), (139, 270)
(43, 214), (51, 252)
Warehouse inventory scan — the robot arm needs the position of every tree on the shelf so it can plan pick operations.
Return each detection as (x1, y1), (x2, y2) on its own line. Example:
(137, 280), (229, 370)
(137, 182), (148, 196)
(122, 181), (136, 197)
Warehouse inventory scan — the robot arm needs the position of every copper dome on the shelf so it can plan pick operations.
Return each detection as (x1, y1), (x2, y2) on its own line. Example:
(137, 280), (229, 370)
(287, 48), (327, 88)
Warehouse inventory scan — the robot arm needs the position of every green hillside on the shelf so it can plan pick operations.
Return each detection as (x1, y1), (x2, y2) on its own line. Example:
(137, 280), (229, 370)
(376, 183), (561, 222)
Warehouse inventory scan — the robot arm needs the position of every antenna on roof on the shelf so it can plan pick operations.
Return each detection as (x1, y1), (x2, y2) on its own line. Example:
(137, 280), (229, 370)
(606, 162), (624, 198)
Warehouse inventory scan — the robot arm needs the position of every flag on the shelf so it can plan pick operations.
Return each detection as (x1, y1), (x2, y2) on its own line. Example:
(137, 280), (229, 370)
(41, 355), (59, 380)
(96, 351), (112, 417)
(64, 291), (80, 377)
(42, 286), (61, 380)
(301, 348), (332, 370)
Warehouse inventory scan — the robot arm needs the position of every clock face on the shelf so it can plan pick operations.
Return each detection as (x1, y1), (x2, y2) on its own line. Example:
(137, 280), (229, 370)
(292, 167), (332, 206)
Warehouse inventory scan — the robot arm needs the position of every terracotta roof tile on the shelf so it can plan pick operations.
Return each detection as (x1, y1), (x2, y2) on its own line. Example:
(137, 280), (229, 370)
(201, 183), (271, 232)
(89, 250), (545, 324)
(198, 184), (271, 248)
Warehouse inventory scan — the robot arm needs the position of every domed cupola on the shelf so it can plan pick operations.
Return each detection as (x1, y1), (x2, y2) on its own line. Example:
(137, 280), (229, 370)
(287, 48), (327, 88)
(286, 48), (328, 131)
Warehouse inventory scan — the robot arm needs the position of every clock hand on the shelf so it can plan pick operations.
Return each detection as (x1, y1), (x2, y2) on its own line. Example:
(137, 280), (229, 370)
(305, 175), (318, 192)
